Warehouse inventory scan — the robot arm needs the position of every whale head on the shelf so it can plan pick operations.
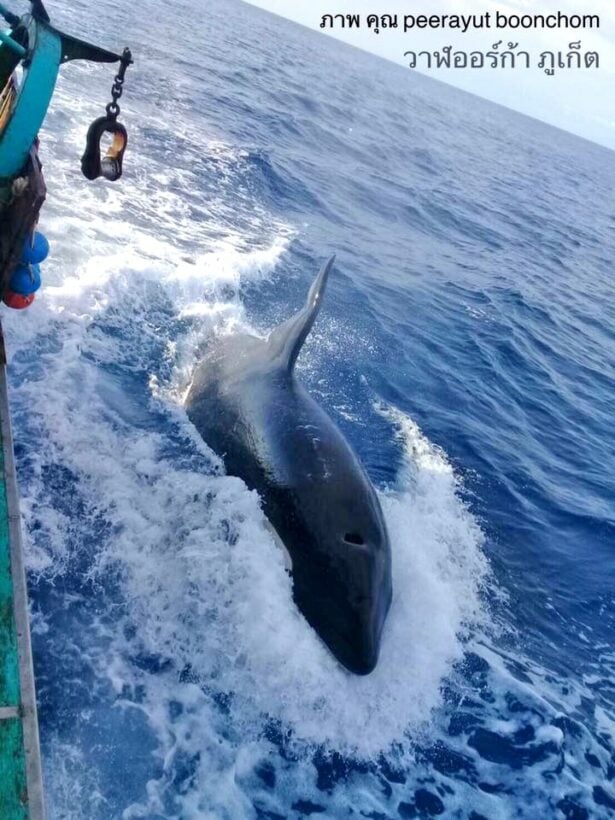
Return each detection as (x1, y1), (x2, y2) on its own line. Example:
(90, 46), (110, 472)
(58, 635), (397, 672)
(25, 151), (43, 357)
(284, 473), (392, 675)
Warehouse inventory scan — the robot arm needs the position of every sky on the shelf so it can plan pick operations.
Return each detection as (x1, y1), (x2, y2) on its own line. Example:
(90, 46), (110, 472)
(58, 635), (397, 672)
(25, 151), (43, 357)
(245, 1), (615, 150)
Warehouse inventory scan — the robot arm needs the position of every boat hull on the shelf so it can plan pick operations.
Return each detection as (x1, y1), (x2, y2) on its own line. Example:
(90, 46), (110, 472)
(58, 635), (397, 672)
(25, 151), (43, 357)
(0, 325), (44, 819)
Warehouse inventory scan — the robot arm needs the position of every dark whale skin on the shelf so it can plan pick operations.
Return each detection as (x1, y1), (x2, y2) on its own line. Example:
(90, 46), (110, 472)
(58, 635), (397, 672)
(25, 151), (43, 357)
(186, 258), (392, 674)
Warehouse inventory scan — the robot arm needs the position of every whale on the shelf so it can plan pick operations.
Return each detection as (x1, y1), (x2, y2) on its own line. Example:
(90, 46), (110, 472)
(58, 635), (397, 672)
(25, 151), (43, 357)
(185, 257), (392, 674)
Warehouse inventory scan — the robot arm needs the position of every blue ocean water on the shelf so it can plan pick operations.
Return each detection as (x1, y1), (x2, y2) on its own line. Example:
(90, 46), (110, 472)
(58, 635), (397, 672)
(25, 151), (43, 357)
(4, 0), (615, 816)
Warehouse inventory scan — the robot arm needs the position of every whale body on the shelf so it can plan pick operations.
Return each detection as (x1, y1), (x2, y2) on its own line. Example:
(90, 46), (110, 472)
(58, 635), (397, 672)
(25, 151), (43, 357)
(185, 257), (392, 674)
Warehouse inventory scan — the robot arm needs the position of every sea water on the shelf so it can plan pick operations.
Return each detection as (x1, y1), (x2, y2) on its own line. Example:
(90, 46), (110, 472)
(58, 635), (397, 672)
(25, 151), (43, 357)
(4, 0), (614, 817)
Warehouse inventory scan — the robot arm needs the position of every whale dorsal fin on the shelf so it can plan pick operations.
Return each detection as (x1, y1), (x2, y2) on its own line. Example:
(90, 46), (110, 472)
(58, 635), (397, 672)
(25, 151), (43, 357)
(268, 255), (335, 372)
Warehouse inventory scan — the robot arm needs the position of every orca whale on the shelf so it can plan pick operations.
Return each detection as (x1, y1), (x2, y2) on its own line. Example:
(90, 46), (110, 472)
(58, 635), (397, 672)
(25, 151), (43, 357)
(186, 257), (392, 674)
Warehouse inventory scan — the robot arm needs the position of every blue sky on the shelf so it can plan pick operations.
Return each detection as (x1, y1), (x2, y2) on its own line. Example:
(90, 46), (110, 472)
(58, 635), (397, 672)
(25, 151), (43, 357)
(246, 1), (614, 150)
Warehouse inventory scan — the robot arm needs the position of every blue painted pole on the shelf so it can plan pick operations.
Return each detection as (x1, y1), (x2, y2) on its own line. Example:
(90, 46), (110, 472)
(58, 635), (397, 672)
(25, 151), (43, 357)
(0, 30), (26, 57)
(0, 19), (62, 179)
